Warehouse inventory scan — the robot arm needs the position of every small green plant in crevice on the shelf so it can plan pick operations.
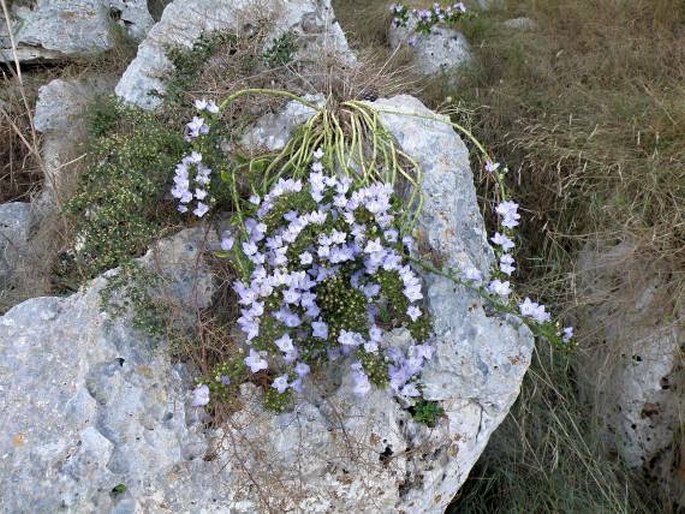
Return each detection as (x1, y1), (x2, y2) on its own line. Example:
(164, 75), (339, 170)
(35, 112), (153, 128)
(110, 483), (127, 496)
(263, 32), (297, 67)
(164, 31), (238, 105)
(409, 399), (445, 427)
(191, 348), (249, 412)
(99, 261), (170, 338)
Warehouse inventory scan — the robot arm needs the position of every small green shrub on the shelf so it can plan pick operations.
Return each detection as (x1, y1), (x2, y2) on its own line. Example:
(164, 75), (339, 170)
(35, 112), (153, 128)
(410, 399), (445, 427)
(66, 97), (185, 279)
(99, 261), (168, 337)
(165, 32), (238, 104)
(263, 32), (297, 67)
(111, 483), (127, 496)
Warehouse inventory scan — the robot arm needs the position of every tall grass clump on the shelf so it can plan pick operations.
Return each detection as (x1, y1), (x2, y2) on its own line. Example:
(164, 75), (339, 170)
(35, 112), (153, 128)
(443, 0), (685, 511)
(334, 0), (683, 512)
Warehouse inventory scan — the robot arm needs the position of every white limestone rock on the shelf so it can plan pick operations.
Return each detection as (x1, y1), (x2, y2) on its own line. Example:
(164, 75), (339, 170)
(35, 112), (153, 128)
(34, 77), (115, 203)
(502, 17), (537, 31)
(115, 0), (353, 110)
(577, 240), (685, 502)
(0, 202), (33, 287)
(0, 0), (153, 63)
(388, 18), (472, 78)
(0, 96), (534, 512)
(226, 94), (534, 512)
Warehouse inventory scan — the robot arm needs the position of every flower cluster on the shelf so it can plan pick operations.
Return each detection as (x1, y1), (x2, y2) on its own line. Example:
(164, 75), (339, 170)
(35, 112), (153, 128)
(171, 151), (212, 216)
(227, 149), (433, 401)
(171, 99), (221, 217)
(391, 2), (467, 35)
(471, 157), (573, 342)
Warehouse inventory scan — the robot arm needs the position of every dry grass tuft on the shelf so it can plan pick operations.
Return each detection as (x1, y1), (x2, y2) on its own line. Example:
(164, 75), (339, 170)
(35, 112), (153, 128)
(335, 0), (684, 511)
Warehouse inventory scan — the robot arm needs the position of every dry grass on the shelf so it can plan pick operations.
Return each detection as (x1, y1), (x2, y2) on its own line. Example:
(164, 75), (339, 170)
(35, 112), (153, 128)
(334, 0), (685, 512)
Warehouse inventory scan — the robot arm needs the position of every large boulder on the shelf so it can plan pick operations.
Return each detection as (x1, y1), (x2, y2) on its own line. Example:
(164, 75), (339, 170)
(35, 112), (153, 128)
(0, 229), (216, 513)
(0, 0), (153, 63)
(115, 0), (353, 110)
(577, 240), (685, 505)
(34, 76), (115, 204)
(0, 201), (32, 288)
(388, 19), (472, 78)
(0, 95), (533, 512)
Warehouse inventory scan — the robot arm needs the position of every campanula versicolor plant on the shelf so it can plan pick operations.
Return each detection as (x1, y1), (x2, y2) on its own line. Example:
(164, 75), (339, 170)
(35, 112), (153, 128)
(391, 2), (468, 36)
(175, 91), (573, 414)
(222, 148), (434, 400)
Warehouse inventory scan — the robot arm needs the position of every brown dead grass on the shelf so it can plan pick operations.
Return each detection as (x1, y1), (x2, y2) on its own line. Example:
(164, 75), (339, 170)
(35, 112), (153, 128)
(335, 0), (684, 512)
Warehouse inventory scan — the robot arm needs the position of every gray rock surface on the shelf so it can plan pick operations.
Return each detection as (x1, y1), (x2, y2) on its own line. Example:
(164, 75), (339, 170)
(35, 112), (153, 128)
(109, 0), (155, 40)
(241, 94), (322, 152)
(0, 95), (534, 512)
(115, 0), (353, 109)
(502, 17), (537, 30)
(388, 19), (472, 78)
(0, 202), (32, 287)
(577, 240), (685, 503)
(0, 0), (154, 63)
(0, 228), (216, 513)
(34, 77), (115, 203)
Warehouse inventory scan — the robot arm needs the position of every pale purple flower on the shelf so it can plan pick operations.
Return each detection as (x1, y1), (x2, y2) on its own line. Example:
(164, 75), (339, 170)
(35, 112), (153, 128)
(561, 326), (574, 343)
(399, 383), (421, 398)
(495, 201), (521, 229)
(244, 349), (268, 373)
(275, 334), (295, 354)
(402, 236), (413, 252)
(460, 265), (483, 283)
(193, 202), (210, 218)
(299, 252), (313, 265)
(282, 288), (301, 304)
(312, 147), (324, 160)
(518, 297), (551, 323)
(484, 160), (500, 173)
(384, 229), (398, 242)
(350, 362), (371, 396)
(220, 375), (231, 385)
(272, 374), (290, 394)
(242, 241), (258, 256)
(414, 344), (434, 361)
(312, 321), (328, 339)
(338, 330), (364, 347)
(185, 116), (209, 140)
(177, 204), (188, 213)
(193, 98), (208, 110)
(294, 361), (311, 377)
(249, 194), (261, 205)
(206, 100), (219, 114)
(329, 245), (355, 263)
(191, 384), (210, 407)
(184, 151), (202, 164)
(499, 253), (516, 276)
(404, 283), (423, 302)
(362, 283), (381, 299)
(407, 305), (422, 322)
(491, 232), (515, 251)
(283, 347), (299, 364)
(487, 279), (512, 297)
(299, 292), (317, 309)
(364, 238), (384, 254)
(364, 340), (378, 353)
